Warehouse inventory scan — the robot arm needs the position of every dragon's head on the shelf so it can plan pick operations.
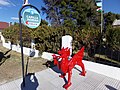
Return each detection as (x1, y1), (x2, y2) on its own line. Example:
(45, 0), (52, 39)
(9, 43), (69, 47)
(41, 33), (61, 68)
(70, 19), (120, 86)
(58, 47), (70, 57)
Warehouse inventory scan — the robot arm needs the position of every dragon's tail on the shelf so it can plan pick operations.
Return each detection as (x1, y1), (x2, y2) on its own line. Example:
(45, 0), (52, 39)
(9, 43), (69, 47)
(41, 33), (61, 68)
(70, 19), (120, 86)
(76, 46), (84, 56)
(72, 46), (85, 60)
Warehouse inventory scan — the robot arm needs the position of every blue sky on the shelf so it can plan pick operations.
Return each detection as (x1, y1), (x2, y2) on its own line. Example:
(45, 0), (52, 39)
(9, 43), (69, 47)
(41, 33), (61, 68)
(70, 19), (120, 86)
(0, 0), (120, 23)
(103, 0), (120, 14)
(0, 0), (46, 23)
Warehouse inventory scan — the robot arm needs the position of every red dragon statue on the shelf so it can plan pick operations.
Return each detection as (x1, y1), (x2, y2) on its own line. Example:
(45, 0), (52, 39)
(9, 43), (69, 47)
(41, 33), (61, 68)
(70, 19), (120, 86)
(52, 46), (86, 89)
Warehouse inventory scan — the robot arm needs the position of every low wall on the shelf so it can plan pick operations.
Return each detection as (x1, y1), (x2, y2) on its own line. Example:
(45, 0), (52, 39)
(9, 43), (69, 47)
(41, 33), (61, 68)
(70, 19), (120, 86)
(82, 60), (120, 81)
(2, 42), (39, 57)
(0, 32), (5, 43)
(41, 52), (59, 60)
(41, 52), (54, 60)
(41, 52), (120, 81)
(1, 33), (39, 57)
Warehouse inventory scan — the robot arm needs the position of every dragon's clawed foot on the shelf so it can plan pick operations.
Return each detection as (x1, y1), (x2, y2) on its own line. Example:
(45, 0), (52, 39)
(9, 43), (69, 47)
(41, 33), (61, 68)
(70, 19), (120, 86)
(59, 73), (66, 78)
(80, 71), (86, 76)
(63, 82), (72, 89)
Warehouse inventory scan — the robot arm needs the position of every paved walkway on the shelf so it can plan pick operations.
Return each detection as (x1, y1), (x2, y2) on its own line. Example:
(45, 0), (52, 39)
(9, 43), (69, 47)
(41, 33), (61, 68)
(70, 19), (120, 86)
(0, 66), (120, 90)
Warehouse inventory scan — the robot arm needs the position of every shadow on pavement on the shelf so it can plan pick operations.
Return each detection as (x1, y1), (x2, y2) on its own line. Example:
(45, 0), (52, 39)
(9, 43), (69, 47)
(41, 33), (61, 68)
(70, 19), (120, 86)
(0, 49), (11, 65)
(105, 85), (117, 90)
(43, 60), (55, 68)
(43, 60), (68, 85)
(74, 67), (82, 73)
(43, 60), (62, 73)
(21, 73), (39, 90)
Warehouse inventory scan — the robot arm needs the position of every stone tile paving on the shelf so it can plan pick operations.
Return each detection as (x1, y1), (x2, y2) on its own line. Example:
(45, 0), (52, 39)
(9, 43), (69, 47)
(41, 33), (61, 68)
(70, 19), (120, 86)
(0, 66), (120, 90)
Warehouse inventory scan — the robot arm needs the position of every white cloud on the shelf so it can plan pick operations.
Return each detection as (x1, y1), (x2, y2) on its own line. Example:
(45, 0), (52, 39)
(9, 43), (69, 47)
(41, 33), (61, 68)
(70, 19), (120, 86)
(11, 17), (19, 20)
(8, 0), (16, 6)
(0, 0), (16, 6)
(0, 0), (10, 6)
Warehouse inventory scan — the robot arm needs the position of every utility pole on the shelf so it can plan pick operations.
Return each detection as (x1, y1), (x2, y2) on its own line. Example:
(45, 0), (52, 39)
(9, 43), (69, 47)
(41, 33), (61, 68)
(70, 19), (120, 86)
(23, 0), (29, 5)
(101, 0), (103, 34)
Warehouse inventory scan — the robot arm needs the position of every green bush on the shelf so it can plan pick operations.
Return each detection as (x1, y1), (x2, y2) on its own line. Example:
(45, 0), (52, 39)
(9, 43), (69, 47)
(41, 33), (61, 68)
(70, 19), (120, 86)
(106, 27), (120, 50)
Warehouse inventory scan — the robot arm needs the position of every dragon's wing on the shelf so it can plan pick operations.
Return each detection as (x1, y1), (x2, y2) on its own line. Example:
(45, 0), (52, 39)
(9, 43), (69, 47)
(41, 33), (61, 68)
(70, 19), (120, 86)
(72, 46), (84, 60)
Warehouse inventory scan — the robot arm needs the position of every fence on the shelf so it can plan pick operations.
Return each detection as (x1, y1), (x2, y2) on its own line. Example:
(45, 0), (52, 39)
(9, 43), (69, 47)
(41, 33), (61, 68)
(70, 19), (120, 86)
(84, 43), (120, 68)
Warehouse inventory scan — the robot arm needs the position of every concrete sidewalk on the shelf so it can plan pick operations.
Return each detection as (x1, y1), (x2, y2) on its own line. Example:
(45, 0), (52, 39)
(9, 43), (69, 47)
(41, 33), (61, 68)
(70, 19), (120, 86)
(0, 66), (120, 90)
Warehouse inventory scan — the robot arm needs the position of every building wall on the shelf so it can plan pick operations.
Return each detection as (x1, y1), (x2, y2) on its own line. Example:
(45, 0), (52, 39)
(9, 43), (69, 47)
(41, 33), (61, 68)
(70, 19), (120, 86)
(0, 22), (10, 30)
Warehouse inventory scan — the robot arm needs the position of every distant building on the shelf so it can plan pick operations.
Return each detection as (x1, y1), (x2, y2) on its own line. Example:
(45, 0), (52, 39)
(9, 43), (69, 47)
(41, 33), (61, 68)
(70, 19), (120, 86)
(0, 22), (11, 31)
(112, 19), (120, 27)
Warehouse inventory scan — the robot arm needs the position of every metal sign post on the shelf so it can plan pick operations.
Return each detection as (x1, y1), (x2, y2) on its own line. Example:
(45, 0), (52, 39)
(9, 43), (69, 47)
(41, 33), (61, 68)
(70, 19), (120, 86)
(19, 4), (40, 87)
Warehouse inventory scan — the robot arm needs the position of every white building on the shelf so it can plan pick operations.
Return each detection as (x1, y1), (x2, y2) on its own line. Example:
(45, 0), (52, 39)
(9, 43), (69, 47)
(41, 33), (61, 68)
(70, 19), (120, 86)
(112, 19), (120, 27)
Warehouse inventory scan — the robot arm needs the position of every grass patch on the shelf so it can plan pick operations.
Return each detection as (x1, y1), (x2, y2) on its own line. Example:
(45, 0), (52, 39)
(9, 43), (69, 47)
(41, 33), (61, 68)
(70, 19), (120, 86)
(0, 45), (48, 84)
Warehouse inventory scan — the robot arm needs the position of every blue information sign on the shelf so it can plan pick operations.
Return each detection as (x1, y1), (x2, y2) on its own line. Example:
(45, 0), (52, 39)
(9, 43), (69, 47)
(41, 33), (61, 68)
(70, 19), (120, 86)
(22, 8), (41, 28)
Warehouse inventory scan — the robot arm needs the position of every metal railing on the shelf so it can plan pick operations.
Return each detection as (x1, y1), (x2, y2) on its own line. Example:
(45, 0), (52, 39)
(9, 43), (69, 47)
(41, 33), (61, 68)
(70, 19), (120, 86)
(84, 43), (120, 68)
